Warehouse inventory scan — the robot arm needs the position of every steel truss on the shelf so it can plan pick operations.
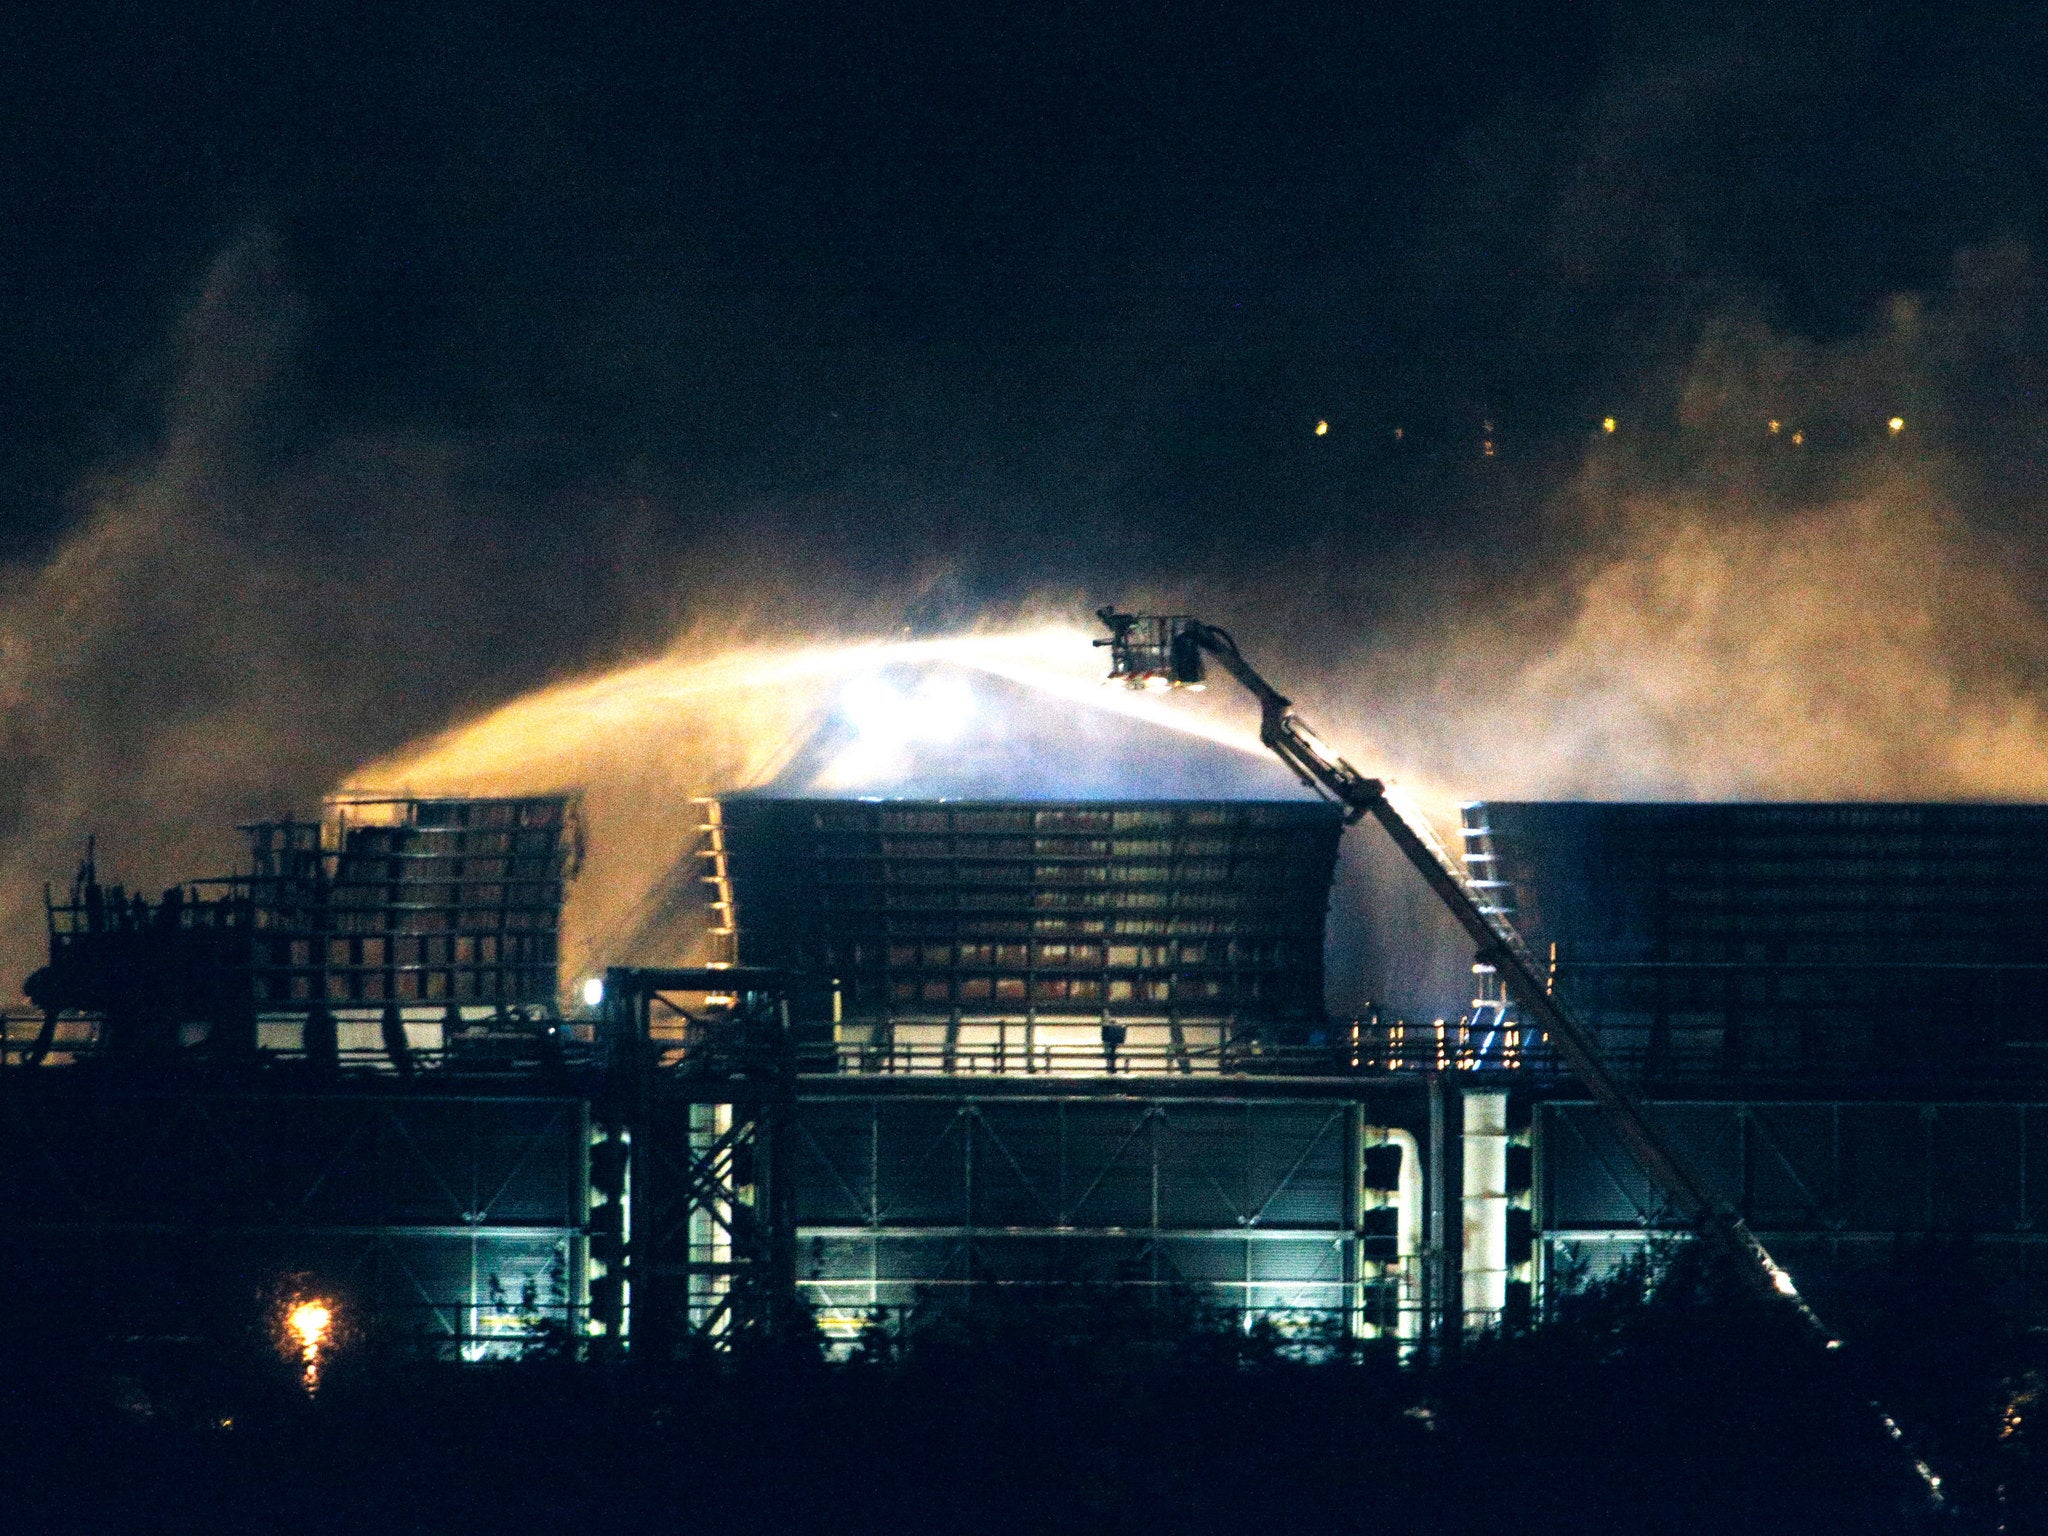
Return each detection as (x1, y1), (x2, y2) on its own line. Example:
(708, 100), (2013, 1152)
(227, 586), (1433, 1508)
(1541, 1097), (2048, 1321)
(0, 1080), (589, 1353)
(786, 1080), (1429, 1345)
(593, 968), (798, 1355)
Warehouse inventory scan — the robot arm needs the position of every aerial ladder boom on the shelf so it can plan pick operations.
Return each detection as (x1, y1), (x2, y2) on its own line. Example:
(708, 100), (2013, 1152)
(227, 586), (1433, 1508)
(1096, 609), (1805, 1303)
(1094, 609), (1946, 1501)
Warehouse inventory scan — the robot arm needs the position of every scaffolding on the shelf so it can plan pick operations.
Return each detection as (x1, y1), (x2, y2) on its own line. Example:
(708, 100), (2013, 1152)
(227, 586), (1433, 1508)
(591, 967), (799, 1354)
(243, 795), (577, 1013)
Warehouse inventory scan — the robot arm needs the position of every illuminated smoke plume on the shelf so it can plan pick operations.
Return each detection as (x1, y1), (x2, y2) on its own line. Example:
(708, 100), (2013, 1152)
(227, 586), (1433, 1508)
(1392, 488), (2048, 803)
(1339, 258), (2048, 808)
(345, 629), (1309, 984)
(9, 229), (2048, 1021)
(0, 237), (703, 1001)
(1304, 261), (2048, 1015)
(0, 238), (313, 998)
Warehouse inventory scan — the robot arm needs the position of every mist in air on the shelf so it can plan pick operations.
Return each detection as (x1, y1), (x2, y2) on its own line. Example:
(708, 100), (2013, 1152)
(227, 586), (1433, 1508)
(6, 7), (2048, 1012)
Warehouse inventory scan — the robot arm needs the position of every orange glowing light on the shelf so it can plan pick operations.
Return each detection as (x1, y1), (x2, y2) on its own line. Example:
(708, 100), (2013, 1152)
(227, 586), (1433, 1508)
(1314, 419), (1328, 436)
(1888, 416), (1905, 435)
(283, 1295), (335, 1389)
(1791, 431), (1804, 445)
(1768, 419), (1781, 434)
(344, 626), (1315, 978)
(289, 1300), (332, 1354)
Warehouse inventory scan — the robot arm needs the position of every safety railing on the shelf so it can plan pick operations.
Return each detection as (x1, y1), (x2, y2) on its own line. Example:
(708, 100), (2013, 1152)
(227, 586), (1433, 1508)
(0, 1011), (611, 1077)
(794, 1015), (1546, 1079)
(0, 1010), (1557, 1079)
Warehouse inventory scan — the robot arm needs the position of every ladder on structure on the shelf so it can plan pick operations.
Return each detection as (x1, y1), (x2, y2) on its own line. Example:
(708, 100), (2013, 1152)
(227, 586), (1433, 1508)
(1458, 803), (1523, 1069)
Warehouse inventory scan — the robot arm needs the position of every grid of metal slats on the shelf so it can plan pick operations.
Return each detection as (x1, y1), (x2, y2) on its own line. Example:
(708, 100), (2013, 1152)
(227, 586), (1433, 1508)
(1485, 801), (2048, 1084)
(719, 799), (1344, 1025)
(243, 798), (572, 1009)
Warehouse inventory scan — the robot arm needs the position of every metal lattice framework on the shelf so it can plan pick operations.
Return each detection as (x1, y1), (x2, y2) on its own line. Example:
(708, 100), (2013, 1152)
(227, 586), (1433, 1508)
(243, 796), (576, 1011)
(716, 799), (1344, 1050)
(0, 1084), (589, 1353)
(787, 1084), (1422, 1343)
(592, 968), (798, 1355)
(1479, 801), (2048, 1087)
(1539, 1097), (2048, 1322)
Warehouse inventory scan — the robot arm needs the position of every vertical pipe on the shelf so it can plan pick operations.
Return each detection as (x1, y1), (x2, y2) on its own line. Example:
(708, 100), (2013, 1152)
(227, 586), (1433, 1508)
(1345, 1105), (1361, 1341)
(1531, 1104), (1548, 1324)
(573, 1100), (591, 1345)
(1427, 1075), (1446, 1355)
(1924, 1104), (1937, 1231)
(1361, 1123), (1423, 1349)
(1740, 1106), (1754, 1219)
(1388, 1128), (1422, 1347)
(2021, 1105), (2029, 1233)
(1245, 1100), (1256, 1330)
(961, 1103), (974, 1309)
(1150, 1106), (1162, 1301)
(1462, 1091), (1509, 1332)
(869, 1100), (881, 1318)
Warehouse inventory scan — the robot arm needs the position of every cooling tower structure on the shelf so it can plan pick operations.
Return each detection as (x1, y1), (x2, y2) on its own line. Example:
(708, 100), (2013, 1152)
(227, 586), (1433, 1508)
(701, 795), (1417, 1338)
(0, 673), (1454, 1358)
(713, 797), (1343, 1067)
(1466, 801), (2048, 1325)
(20, 658), (2048, 1362)
(675, 667), (1437, 1342)
(244, 795), (574, 1017)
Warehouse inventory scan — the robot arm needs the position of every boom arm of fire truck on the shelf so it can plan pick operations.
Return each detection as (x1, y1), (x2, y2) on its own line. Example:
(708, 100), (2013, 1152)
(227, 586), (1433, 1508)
(1094, 605), (1942, 1500)
(1094, 609), (1808, 1310)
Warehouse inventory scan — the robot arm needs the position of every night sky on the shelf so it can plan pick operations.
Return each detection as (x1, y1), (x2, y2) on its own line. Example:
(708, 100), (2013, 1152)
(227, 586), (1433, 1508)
(10, 4), (2044, 574)
(6, 2), (2048, 996)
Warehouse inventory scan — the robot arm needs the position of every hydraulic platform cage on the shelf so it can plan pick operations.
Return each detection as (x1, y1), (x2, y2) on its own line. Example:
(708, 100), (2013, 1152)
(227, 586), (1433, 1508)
(240, 796), (576, 1010)
(713, 798), (1345, 1070)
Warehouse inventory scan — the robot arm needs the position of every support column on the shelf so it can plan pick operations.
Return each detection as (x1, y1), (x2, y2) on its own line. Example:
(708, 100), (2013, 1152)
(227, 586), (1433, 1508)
(1425, 1075), (1463, 1355)
(1462, 1089), (1510, 1334)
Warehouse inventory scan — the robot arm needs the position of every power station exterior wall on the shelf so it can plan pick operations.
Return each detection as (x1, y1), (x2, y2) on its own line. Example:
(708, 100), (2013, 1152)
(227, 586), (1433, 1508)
(1476, 802), (2048, 1088)
(717, 798), (1343, 1033)
(1537, 1098), (2048, 1320)
(788, 1092), (1400, 1333)
(25, 793), (2048, 1354)
(0, 1087), (589, 1353)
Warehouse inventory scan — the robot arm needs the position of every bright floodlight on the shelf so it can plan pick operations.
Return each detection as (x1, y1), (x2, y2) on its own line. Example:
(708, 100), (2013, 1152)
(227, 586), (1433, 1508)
(839, 670), (976, 746)
(285, 1296), (335, 1391)
(289, 1300), (333, 1352)
(582, 976), (605, 1008)
(819, 668), (981, 788)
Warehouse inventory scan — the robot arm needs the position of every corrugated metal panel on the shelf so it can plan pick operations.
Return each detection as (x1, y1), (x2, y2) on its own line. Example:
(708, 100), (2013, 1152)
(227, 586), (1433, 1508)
(720, 798), (1343, 1032)
(1481, 802), (2048, 1086)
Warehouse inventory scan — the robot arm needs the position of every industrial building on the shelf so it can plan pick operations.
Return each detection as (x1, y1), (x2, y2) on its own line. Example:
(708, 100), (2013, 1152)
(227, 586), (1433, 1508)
(5, 661), (2048, 1358)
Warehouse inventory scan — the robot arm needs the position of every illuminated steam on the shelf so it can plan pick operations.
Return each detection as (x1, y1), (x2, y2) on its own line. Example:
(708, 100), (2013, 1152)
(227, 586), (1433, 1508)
(344, 627), (1307, 980)
(1325, 484), (2048, 808)
(7, 230), (2048, 1015)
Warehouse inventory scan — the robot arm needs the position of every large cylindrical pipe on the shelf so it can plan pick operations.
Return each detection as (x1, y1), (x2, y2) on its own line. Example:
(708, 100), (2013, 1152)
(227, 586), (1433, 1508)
(1462, 1090), (1510, 1330)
